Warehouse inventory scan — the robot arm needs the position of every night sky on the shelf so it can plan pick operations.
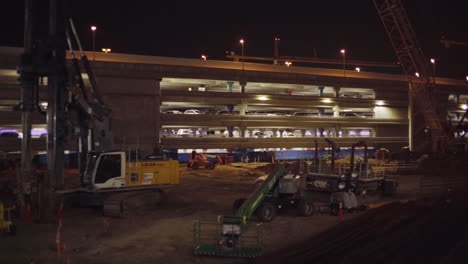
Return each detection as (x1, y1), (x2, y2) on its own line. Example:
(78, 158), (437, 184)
(1, 1), (467, 79)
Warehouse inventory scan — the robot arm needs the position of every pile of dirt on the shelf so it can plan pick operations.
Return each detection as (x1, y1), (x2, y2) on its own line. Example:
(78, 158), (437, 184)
(258, 191), (468, 264)
(255, 162), (304, 175)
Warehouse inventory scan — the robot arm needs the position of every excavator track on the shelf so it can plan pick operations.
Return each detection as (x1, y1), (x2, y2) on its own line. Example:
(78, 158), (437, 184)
(102, 189), (164, 217)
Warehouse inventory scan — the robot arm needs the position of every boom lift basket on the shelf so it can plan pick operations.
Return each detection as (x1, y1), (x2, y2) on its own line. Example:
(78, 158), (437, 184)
(193, 218), (263, 258)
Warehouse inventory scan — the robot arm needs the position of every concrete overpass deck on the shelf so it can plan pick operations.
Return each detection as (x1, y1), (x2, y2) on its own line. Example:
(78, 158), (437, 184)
(0, 46), (466, 153)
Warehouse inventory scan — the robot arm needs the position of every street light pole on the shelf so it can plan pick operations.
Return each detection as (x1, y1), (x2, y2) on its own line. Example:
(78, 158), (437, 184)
(91, 25), (96, 51)
(240, 39), (245, 71)
(340, 49), (346, 77)
(430, 58), (436, 77)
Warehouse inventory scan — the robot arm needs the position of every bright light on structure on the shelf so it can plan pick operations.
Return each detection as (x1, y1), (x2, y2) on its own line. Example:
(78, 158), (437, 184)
(201, 55), (207, 60)
(322, 98), (332, 103)
(462, 104), (468, 110)
(257, 95), (269, 101)
(466, 76), (468, 82)
(285, 61), (292, 67)
(340, 49), (346, 54)
(430, 58), (435, 64)
(355, 67), (361, 72)
(188, 87), (192, 91)
(360, 130), (371, 136)
(40, 102), (48, 108)
(102, 48), (111, 53)
(415, 72), (420, 78)
(376, 101), (384, 106)
(239, 39), (244, 45)
(31, 128), (47, 136)
(91, 26), (97, 31)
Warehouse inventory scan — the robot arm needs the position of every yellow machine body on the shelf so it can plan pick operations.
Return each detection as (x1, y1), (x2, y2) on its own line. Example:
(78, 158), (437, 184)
(126, 160), (180, 187)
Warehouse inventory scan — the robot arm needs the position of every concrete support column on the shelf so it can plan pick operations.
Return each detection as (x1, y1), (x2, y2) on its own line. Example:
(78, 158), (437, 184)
(334, 87), (341, 98)
(318, 108), (325, 116)
(240, 127), (246, 138)
(240, 81), (247, 94)
(227, 81), (234, 92)
(239, 101), (247, 115)
(244, 129), (250, 138)
(227, 126), (234, 138)
(300, 129), (306, 137)
(356, 129), (362, 137)
(271, 129), (278, 138)
(318, 86), (325, 96)
(279, 129), (284, 138)
(319, 128), (325, 137)
(333, 105), (340, 117)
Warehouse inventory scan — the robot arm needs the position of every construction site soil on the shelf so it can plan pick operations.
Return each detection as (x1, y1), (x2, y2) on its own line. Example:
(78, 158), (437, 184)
(0, 162), (466, 264)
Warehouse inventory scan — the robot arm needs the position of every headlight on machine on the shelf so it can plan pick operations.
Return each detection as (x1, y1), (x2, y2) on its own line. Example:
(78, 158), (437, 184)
(338, 181), (346, 190)
(351, 171), (358, 178)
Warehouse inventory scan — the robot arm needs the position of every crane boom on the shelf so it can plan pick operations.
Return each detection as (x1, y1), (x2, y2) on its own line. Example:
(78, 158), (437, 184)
(373, 0), (449, 152)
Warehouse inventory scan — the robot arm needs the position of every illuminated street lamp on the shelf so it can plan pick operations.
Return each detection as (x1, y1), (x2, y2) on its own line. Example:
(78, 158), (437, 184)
(415, 72), (420, 78)
(101, 48), (111, 53)
(285, 61), (292, 67)
(91, 25), (97, 51)
(240, 39), (245, 71)
(201, 55), (207, 61)
(355, 67), (361, 72)
(340, 49), (346, 77)
(465, 75), (468, 82)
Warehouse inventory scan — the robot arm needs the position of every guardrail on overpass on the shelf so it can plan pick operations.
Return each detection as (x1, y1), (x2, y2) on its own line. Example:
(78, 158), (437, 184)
(161, 114), (408, 128)
(161, 136), (408, 149)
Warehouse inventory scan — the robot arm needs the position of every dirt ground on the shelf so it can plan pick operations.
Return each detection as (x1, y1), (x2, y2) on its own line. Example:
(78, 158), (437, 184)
(0, 163), (422, 264)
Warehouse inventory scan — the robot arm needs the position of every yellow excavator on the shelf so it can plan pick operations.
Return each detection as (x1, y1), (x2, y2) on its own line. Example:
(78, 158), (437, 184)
(51, 19), (180, 217)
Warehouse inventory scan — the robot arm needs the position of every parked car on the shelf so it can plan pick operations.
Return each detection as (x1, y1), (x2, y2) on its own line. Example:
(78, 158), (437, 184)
(216, 110), (240, 115)
(0, 132), (19, 138)
(177, 129), (192, 137)
(293, 112), (318, 117)
(184, 109), (202, 115)
(163, 110), (183, 114)
(340, 112), (373, 118)
(223, 130), (240, 137)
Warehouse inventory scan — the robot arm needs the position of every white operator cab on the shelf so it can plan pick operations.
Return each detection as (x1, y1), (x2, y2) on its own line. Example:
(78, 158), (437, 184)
(85, 151), (126, 189)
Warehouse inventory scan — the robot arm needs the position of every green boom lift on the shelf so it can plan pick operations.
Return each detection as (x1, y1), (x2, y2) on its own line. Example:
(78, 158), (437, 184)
(193, 164), (313, 258)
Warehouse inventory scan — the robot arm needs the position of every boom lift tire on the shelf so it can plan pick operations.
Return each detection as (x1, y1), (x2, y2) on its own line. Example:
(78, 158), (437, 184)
(298, 199), (314, 216)
(206, 163), (215, 170)
(191, 163), (199, 170)
(256, 202), (276, 222)
(232, 198), (247, 214)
